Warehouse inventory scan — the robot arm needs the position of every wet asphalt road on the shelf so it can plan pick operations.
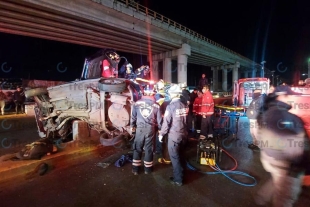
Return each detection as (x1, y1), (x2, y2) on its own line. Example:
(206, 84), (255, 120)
(0, 116), (309, 207)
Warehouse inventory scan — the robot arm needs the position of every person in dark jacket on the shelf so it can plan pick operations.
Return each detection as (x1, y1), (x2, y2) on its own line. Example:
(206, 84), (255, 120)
(13, 87), (25, 114)
(130, 94), (162, 175)
(255, 85), (309, 206)
(198, 74), (208, 90)
(179, 83), (191, 131)
(159, 84), (188, 186)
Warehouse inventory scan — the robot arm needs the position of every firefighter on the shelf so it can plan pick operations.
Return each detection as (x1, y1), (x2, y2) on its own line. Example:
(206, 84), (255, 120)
(124, 63), (136, 81)
(158, 84), (188, 186)
(101, 50), (120, 78)
(154, 79), (171, 164)
(154, 79), (166, 105)
(130, 92), (163, 175)
(200, 85), (214, 139)
(193, 90), (203, 131)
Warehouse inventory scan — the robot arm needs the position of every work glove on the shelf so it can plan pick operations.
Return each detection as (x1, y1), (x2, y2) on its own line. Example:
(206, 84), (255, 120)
(158, 135), (163, 143)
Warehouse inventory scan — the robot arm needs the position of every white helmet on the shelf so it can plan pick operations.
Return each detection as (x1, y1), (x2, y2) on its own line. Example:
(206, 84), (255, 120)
(179, 82), (187, 88)
(168, 84), (182, 94)
(126, 63), (133, 69)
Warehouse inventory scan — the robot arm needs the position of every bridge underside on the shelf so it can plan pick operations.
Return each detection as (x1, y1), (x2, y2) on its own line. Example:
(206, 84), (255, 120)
(0, 0), (256, 69)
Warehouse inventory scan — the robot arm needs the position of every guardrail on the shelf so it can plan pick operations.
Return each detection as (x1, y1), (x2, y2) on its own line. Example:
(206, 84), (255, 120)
(113, 0), (255, 64)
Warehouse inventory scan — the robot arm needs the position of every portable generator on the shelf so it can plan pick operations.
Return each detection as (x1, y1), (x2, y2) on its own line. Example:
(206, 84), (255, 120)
(196, 137), (222, 166)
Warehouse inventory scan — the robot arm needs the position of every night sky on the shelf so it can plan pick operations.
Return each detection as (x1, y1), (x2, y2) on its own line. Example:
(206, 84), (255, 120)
(0, 0), (310, 85)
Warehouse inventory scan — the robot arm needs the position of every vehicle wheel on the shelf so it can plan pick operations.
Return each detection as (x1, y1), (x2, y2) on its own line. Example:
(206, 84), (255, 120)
(25, 88), (48, 98)
(98, 78), (126, 93)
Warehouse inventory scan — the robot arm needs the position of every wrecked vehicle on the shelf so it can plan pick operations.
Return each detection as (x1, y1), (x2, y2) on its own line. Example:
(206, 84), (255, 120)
(25, 49), (150, 146)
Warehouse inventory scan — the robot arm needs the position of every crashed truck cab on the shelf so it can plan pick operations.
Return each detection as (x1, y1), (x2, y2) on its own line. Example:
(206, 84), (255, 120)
(25, 49), (141, 146)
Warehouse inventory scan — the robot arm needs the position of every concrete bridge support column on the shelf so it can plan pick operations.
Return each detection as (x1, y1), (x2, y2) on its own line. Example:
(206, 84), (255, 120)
(177, 55), (187, 83)
(152, 61), (159, 81)
(212, 67), (218, 91)
(177, 44), (191, 84)
(164, 57), (172, 83)
(233, 62), (239, 83)
(222, 68), (227, 91)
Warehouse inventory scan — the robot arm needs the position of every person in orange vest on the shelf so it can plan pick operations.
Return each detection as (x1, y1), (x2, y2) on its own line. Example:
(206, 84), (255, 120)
(200, 85), (214, 139)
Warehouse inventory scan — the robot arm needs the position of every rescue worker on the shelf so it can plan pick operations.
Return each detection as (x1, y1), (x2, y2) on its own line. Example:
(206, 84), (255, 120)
(124, 63), (136, 81)
(158, 84), (188, 186)
(125, 63), (143, 99)
(154, 79), (171, 164)
(101, 51), (120, 78)
(193, 90), (203, 131)
(255, 85), (310, 206)
(200, 85), (214, 139)
(154, 79), (166, 106)
(130, 92), (162, 175)
(179, 82), (190, 106)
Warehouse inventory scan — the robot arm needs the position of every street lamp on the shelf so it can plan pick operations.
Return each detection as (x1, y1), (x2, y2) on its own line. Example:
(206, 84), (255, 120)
(261, 61), (266, 77)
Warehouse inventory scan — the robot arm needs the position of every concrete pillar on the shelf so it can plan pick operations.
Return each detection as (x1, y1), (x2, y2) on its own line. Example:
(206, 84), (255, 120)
(212, 67), (218, 92)
(177, 55), (187, 83)
(222, 68), (227, 91)
(177, 43), (191, 84)
(152, 61), (159, 81)
(164, 57), (172, 83)
(233, 62), (239, 83)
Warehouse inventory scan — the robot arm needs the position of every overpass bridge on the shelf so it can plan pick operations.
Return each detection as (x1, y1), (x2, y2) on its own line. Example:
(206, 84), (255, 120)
(0, 0), (266, 91)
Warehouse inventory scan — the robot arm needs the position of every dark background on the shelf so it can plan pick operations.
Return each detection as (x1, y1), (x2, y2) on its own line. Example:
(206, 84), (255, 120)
(0, 0), (310, 85)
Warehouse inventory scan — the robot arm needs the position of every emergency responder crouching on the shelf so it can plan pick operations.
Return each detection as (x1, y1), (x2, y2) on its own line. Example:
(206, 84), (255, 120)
(130, 92), (163, 175)
(158, 84), (189, 186)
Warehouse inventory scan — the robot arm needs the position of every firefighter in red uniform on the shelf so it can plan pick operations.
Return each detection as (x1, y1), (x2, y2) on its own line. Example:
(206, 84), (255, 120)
(101, 51), (120, 78)
(200, 85), (214, 139)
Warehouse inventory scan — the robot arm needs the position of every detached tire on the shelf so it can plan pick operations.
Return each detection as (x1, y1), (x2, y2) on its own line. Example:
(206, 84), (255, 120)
(98, 78), (126, 93)
(25, 88), (48, 98)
